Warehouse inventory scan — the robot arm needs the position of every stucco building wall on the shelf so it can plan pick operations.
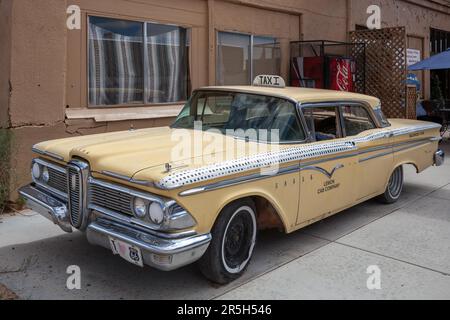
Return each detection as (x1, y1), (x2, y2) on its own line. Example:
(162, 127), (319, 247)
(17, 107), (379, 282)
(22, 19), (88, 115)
(0, 0), (13, 129)
(1, 0), (450, 201)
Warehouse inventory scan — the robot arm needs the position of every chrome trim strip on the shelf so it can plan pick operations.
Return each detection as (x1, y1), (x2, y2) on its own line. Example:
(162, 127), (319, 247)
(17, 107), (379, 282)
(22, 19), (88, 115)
(33, 181), (68, 200)
(393, 139), (432, 153)
(357, 137), (433, 163)
(89, 177), (170, 207)
(300, 151), (358, 167)
(130, 179), (156, 187)
(179, 137), (439, 196)
(101, 170), (131, 182)
(359, 150), (393, 163)
(90, 205), (196, 239)
(300, 164), (344, 178)
(34, 158), (66, 174)
(101, 170), (155, 187)
(392, 123), (441, 137)
(358, 139), (431, 163)
(32, 147), (64, 161)
(179, 164), (300, 197)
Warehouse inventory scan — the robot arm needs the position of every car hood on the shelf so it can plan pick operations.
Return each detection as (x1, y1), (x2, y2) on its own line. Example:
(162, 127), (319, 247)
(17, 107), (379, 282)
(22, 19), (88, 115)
(34, 126), (268, 184)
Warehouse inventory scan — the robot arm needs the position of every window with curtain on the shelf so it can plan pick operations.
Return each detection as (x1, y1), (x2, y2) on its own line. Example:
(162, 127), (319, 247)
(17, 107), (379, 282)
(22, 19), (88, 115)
(216, 31), (280, 86)
(88, 16), (190, 106)
(253, 36), (281, 77)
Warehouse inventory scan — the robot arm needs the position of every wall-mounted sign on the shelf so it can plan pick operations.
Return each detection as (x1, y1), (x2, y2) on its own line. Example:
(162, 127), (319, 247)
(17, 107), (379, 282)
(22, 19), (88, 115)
(407, 49), (421, 66)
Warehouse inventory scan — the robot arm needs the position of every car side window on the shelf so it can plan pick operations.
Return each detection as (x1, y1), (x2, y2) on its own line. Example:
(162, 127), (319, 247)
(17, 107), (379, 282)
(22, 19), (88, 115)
(341, 105), (376, 136)
(303, 106), (342, 141)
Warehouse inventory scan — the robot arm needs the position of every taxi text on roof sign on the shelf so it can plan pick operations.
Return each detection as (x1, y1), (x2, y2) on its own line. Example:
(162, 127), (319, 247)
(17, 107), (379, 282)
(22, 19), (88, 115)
(253, 75), (286, 88)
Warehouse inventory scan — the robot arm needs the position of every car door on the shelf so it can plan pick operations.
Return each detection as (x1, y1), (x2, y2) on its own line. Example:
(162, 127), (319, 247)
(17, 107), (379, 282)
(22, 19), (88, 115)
(341, 104), (394, 201)
(296, 104), (357, 226)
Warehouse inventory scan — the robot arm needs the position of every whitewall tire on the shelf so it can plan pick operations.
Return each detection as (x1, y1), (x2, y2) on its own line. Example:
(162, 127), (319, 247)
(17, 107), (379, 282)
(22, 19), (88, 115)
(198, 199), (257, 284)
(378, 165), (404, 204)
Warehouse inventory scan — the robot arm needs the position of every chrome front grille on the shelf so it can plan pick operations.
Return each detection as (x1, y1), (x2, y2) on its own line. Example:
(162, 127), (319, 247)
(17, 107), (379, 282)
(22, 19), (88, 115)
(90, 183), (133, 216)
(67, 164), (84, 228)
(47, 167), (68, 194)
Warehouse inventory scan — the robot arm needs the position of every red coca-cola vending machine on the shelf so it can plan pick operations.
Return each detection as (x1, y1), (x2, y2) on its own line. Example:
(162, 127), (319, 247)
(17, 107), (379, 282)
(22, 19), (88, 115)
(327, 57), (356, 92)
(291, 56), (325, 89)
(290, 40), (365, 93)
(291, 56), (356, 92)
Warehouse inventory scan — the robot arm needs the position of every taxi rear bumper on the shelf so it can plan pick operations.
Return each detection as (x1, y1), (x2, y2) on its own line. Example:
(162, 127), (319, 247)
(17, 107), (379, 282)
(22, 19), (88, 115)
(434, 149), (445, 167)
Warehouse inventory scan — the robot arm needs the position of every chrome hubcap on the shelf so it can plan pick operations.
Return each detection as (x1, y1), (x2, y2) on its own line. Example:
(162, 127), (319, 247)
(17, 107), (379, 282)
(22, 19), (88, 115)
(388, 166), (403, 199)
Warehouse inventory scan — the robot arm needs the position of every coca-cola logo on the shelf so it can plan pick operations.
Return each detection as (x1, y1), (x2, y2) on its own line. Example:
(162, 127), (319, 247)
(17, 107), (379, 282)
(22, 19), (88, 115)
(336, 61), (350, 91)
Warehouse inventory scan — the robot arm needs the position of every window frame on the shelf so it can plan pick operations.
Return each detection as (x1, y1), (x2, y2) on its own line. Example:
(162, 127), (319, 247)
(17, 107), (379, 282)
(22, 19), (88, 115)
(301, 105), (344, 141)
(339, 104), (378, 137)
(215, 30), (280, 85)
(299, 101), (380, 141)
(87, 15), (191, 108)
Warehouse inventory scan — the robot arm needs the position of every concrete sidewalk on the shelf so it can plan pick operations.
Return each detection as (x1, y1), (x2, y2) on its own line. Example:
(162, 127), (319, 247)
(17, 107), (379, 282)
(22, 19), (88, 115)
(1, 142), (449, 300)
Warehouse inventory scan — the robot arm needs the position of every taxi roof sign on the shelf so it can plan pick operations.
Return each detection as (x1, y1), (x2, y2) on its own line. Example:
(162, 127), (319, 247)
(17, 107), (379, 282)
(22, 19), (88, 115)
(253, 75), (286, 88)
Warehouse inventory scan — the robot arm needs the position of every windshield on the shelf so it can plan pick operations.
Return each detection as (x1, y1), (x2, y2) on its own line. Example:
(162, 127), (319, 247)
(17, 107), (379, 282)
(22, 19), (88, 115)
(171, 91), (306, 143)
(373, 106), (391, 127)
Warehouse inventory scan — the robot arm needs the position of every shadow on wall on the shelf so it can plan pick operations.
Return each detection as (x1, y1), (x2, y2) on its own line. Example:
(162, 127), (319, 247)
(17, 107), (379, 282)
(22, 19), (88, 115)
(0, 129), (11, 214)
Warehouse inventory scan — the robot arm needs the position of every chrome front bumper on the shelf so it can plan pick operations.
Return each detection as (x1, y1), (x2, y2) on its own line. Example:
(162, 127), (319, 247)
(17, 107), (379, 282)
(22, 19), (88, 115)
(86, 219), (211, 271)
(18, 184), (211, 271)
(19, 185), (73, 233)
(434, 149), (445, 166)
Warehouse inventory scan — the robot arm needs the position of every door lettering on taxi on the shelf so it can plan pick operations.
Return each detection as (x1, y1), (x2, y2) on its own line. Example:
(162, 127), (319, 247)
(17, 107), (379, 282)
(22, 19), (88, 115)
(318, 179), (341, 194)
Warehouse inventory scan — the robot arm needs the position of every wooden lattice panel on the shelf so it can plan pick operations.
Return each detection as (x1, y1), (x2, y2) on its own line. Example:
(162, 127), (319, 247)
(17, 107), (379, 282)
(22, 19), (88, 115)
(350, 43), (366, 94)
(406, 85), (417, 120)
(350, 27), (407, 118)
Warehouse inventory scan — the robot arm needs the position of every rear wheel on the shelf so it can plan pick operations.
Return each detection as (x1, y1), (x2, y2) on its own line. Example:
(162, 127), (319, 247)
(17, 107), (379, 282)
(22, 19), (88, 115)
(378, 166), (404, 204)
(198, 199), (257, 284)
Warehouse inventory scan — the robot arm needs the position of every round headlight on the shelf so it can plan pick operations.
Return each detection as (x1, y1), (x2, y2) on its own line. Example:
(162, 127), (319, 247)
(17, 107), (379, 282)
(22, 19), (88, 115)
(149, 202), (165, 225)
(42, 167), (50, 183)
(133, 197), (147, 218)
(32, 163), (41, 180)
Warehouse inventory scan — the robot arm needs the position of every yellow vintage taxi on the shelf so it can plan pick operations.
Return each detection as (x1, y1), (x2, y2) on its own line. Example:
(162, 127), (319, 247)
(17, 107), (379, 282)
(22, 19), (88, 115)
(19, 75), (444, 284)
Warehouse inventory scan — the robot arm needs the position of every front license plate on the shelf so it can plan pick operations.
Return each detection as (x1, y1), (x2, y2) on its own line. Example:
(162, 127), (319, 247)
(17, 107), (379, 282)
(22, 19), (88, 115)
(109, 237), (144, 267)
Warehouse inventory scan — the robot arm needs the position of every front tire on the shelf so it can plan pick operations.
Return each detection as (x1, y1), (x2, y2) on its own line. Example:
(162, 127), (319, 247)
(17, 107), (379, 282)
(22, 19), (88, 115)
(198, 199), (257, 284)
(378, 166), (404, 204)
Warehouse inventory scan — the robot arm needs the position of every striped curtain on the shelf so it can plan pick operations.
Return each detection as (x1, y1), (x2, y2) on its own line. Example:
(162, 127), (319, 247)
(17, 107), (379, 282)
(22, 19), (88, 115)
(146, 24), (189, 103)
(88, 17), (189, 106)
(88, 18), (144, 106)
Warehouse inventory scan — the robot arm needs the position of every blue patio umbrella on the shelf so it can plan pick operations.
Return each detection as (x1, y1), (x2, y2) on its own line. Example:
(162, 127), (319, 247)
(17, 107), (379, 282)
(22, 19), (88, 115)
(408, 48), (450, 70)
